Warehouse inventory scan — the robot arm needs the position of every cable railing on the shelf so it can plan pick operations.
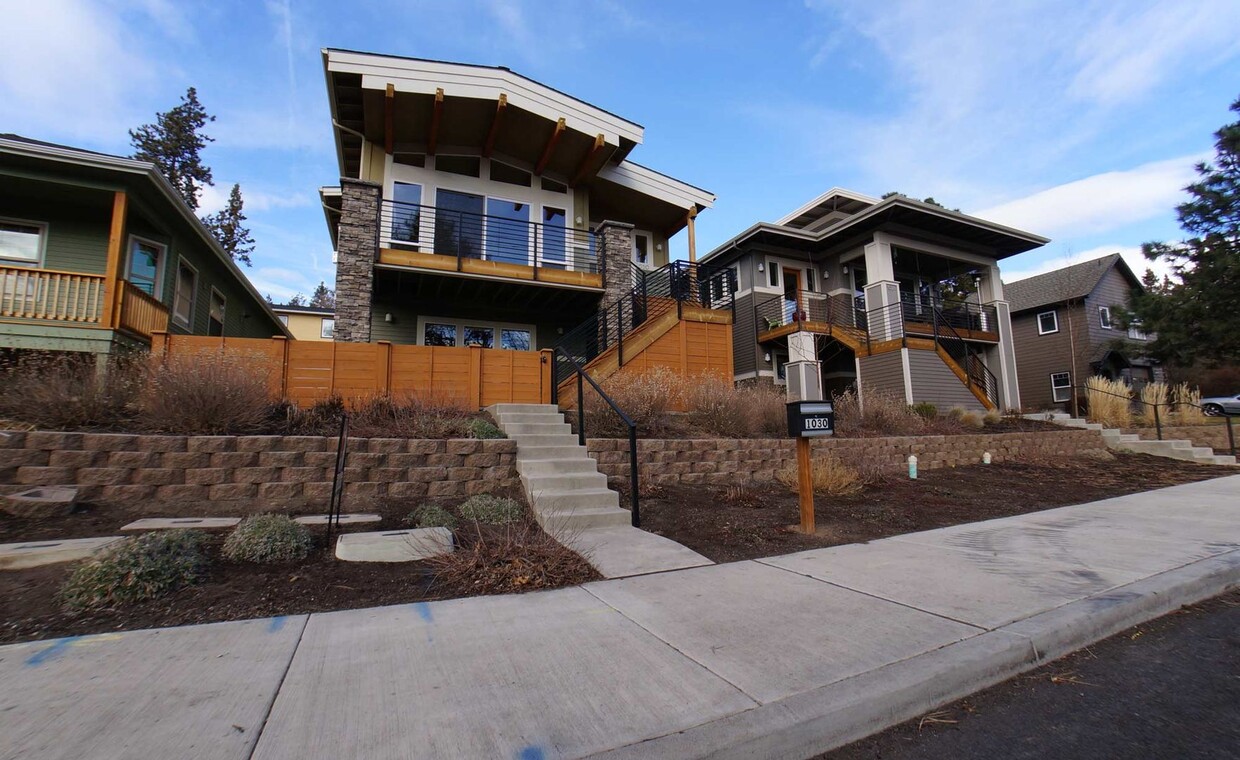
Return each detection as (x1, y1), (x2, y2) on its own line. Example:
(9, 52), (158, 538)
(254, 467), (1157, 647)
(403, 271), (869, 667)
(900, 292), (998, 335)
(753, 291), (860, 334)
(378, 199), (600, 274)
(932, 308), (1000, 408)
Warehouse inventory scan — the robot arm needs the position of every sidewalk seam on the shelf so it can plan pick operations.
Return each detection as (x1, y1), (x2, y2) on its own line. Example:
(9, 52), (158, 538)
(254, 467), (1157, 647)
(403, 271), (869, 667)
(244, 613), (310, 760)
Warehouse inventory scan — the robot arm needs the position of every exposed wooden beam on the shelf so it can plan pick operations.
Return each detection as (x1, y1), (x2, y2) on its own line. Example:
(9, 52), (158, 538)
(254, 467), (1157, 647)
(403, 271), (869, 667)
(101, 190), (128, 328)
(686, 207), (698, 263)
(534, 117), (566, 175)
(482, 93), (508, 158)
(383, 83), (395, 155)
(570, 133), (606, 187)
(427, 88), (444, 156)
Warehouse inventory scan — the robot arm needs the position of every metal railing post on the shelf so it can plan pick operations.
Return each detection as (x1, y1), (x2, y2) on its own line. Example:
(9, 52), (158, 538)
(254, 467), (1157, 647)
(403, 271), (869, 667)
(629, 425), (640, 527)
(1153, 401), (1163, 440)
(618, 298), (625, 367)
(1227, 414), (1236, 457)
(577, 372), (586, 447)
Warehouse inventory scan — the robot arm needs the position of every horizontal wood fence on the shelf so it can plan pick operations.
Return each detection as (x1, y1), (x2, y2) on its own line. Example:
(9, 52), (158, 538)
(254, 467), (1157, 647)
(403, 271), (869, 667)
(150, 333), (553, 409)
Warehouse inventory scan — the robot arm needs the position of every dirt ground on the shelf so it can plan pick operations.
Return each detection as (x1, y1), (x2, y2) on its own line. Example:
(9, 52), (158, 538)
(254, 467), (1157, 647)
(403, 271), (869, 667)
(638, 453), (1237, 563)
(1, 491), (598, 644)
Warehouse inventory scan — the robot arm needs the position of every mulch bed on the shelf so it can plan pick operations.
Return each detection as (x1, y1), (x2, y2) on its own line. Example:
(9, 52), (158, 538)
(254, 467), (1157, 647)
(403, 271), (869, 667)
(637, 453), (1237, 563)
(1, 493), (598, 644)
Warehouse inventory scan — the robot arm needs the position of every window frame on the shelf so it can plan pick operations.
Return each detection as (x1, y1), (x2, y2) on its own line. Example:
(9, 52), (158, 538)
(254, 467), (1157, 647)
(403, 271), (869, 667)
(1098, 305), (1112, 330)
(1037, 310), (1059, 335)
(1128, 320), (1148, 341)
(170, 255), (198, 330)
(207, 287), (226, 337)
(0, 215), (48, 267)
(320, 318), (335, 339)
(417, 315), (537, 351)
(125, 235), (167, 299)
(1050, 372), (1072, 403)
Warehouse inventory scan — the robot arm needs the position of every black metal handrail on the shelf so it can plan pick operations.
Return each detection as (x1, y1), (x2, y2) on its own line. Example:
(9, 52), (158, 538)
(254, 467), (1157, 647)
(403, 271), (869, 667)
(550, 347), (641, 527)
(378, 199), (600, 274)
(753, 290), (859, 333)
(1067, 383), (1236, 456)
(901, 292), (997, 335)
(932, 308), (1000, 408)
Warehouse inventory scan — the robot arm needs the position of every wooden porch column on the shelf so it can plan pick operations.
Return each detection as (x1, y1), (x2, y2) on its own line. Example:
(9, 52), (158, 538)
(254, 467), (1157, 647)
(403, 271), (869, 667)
(686, 207), (698, 263)
(101, 190), (128, 328)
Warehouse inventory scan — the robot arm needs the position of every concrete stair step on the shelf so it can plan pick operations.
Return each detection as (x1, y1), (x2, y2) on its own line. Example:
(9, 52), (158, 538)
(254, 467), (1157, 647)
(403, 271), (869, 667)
(1211, 455), (1237, 465)
(533, 505), (632, 531)
(496, 412), (566, 425)
(504, 422), (572, 436)
(516, 445), (591, 461)
(523, 472), (610, 492)
(527, 488), (620, 510)
(487, 403), (558, 415)
(517, 458), (601, 477)
(506, 433), (581, 447)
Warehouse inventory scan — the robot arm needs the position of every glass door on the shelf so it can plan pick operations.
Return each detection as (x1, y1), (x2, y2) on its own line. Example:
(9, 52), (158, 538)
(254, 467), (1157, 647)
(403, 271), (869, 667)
(435, 189), (484, 259)
(484, 198), (530, 265)
(540, 206), (567, 269)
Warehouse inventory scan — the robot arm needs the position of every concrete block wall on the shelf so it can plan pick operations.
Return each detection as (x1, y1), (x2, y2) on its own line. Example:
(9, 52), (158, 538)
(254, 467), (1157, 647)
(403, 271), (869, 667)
(586, 430), (1110, 488)
(0, 432), (518, 509)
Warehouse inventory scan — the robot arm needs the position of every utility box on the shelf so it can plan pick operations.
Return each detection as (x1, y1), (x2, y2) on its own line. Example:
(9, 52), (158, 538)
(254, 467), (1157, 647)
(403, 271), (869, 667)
(787, 400), (835, 438)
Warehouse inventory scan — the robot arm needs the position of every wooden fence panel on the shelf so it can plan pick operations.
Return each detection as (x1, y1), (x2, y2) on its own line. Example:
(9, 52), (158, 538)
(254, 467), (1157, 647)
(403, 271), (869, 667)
(285, 341), (335, 405)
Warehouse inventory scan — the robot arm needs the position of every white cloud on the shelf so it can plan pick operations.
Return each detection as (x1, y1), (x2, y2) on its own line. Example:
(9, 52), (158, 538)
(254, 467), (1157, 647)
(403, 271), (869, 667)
(974, 155), (1201, 239)
(244, 266), (323, 303)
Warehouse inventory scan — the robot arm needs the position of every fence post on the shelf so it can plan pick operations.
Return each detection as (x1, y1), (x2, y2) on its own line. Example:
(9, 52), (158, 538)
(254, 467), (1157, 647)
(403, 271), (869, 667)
(1153, 401), (1163, 441)
(1227, 415), (1235, 458)
(468, 345), (482, 410)
(539, 349), (554, 405)
(377, 340), (393, 395)
(270, 335), (289, 400)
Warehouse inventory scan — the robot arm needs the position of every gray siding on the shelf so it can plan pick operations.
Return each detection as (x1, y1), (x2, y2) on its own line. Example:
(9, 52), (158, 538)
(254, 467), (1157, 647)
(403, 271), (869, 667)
(858, 351), (905, 399)
(908, 349), (985, 411)
(1085, 266), (1135, 346)
(731, 291), (758, 376)
(1010, 304), (1084, 411)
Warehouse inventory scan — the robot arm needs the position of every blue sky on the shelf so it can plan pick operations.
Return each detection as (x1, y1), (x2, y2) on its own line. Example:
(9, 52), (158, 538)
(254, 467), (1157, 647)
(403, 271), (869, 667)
(3, 0), (1239, 299)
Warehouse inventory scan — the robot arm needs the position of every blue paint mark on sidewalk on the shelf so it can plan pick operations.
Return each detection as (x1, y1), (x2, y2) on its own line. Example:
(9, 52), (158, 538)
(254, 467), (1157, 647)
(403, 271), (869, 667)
(517, 747), (546, 760)
(25, 636), (84, 667)
(413, 602), (433, 623)
(268, 616), (288, 632)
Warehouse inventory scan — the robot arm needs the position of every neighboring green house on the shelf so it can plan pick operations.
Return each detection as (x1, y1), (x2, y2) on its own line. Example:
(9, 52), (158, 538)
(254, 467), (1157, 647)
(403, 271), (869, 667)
(0, 134), (290, 361)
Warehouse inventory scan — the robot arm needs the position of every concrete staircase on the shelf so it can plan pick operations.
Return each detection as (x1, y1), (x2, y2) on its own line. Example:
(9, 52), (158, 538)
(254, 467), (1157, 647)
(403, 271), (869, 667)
(489, 403), (713, 579)
(1028, 413), (1237, 466)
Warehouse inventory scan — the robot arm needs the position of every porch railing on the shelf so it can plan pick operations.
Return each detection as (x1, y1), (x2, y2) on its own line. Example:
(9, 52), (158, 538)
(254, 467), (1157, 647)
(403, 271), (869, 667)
(754, 291), (860, 333)
(900, 292), (997, 335)
(0, 264), (105, 323)
(117, 280), (170, 339)
(378, 199), (600, 274)
(932, 308), (1000, 407)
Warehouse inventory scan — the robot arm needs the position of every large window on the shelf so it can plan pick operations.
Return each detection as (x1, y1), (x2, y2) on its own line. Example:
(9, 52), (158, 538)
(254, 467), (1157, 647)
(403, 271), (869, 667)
(485, 198), (531, 265)
(420, 317), (535, 350)
(208, 289), (226, 336)
(1037, 310), (1059, 335)
(463, 325), (495, 348)
(171, 258), (197, 328)
(0, 218), (45, 265)
(391, 182), (422, 246)
(127, 237), (164, 296)
(540, 206), (567, 269)
(1051, 372), (1071, 403)
(424, 322), (456, 346)
(434, 189), (484, 258)
(501, 329), (531, 351)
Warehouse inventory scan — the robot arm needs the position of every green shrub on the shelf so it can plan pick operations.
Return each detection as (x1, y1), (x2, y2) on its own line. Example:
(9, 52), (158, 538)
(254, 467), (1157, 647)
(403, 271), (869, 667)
(59, 529), (207, 610)
(467, 417), (506, 439)
(223, 514), (313, 563)
(407, 504), (458, 529)
(459, 494), (523, 524)
(909, 402), (938, 419)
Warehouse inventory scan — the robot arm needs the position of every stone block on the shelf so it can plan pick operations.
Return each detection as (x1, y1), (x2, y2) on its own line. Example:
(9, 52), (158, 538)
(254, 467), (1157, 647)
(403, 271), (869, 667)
(0, 449), (49, 468)
(279, 436), (328, 452)
(427, 453), (461, 467)
(160, 452), (212, 469)
(366, 438), (406, 453)
(481, 439), (515, 454)
(235, 436), (283, 452)
(259, 482), (303, 500)
(133, 468), (183, 486)
(368, 467), (406, 482)
(16, 466), (76, 485)
(387, 481), (428, 499)
(0, 431), (25, 449)
(464, 453), (499, 468)
(302, 482), (332, 501)
(448, 466), (480, 481)
(134, 435), (187, 453)
(428, 479), (463, 498)
(153, 484), (210, 501)
(25, 431), (83, 450)
(3, 487), (78, 518)
(108, 450), (158, 468)
(446, 439), (479, 455)
(209, 483), (259, 501)
(281, 466), (327, 484)
(234, 466), (282, 484)
(346, 452), (385, 469)
(97, 484), (156, 502)
(187, 436), (236, 453)
(344, 482), (384, 499)
(185, 468), (230, 486)
(259, 451), (305, 468)
(385, 453), (426, 468)
(211, 452), (259, 468)
(81, 433), (137, 451)
(408, 439), (445, 454)
(304, 451), (339, 468)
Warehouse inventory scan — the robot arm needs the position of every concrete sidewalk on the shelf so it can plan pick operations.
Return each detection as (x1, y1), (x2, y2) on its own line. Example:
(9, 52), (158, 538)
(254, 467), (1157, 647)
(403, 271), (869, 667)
(3, 476), (1239, 760)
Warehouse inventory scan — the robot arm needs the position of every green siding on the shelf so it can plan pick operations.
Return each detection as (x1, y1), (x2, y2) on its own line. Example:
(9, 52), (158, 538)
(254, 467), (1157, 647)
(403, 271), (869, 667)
(0, 192), (110, 274)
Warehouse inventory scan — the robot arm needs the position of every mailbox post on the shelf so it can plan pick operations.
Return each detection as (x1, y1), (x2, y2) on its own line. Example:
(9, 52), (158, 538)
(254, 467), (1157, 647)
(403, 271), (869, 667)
(786, 400), (835, 533)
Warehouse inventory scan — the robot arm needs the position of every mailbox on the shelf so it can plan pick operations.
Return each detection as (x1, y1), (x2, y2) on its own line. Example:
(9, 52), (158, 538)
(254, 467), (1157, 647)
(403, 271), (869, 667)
(787, 400), (835, 438)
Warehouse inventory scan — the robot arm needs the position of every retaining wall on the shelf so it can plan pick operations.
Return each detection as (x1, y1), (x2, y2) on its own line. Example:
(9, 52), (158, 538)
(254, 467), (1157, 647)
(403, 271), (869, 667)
(586, 430), (1110, 488)
(0, 431), (518, 508)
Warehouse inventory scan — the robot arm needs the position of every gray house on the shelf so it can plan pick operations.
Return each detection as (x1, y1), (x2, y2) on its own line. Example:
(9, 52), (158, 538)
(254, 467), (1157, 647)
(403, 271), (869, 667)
(700, 188), (1049, 411)
(1005, 253), (1162, 411)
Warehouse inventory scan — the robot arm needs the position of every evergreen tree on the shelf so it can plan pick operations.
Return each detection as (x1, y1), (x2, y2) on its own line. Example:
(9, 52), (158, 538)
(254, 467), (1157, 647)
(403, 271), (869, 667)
(130, 87), (215, 210)
(286, 293), (307, 307)
(309, 281), (335, 309)
(1127, 96), (1240, 367)
(201, 184), (256, 266)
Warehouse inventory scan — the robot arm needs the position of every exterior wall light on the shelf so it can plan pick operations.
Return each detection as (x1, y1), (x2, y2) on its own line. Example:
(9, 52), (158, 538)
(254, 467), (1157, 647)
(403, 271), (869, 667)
(764, 352), (772, 363)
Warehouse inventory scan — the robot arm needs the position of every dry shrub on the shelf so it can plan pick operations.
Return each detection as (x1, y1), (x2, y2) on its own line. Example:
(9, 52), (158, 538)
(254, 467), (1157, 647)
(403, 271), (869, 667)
(720, 484), (762, 507)
(982, 409), (1003, 426)
(0, 352), (140, 430)
(424, 521), (599, 596)
(1085, 376), (1131, 428)
(584, 366), (680, 437)
(140, 352), (273, 434)
(776, 453), (864, 495)
(1171, 382), (1206, 424)
(347, 393), (471, 438)
(1138, 381), (1168, 426)
(948, 406), (985, 429)
(682, 375), (786, 437)
(832, 388), (924, 437)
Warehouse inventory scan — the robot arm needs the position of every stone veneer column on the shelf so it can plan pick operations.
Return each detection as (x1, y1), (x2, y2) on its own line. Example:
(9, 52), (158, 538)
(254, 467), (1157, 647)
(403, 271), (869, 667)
(335, 178), (381, 343)
(596, 220), (635, 307)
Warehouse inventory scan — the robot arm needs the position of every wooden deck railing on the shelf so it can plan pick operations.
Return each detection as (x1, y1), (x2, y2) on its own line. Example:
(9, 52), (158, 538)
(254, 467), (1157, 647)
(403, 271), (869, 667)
(116, 280), (169, 339)
(0, 264), (106, 323)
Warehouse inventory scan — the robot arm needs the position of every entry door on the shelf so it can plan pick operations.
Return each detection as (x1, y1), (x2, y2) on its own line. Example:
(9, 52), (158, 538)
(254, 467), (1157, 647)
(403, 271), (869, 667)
(783, 267), (802, 322)
(435, 189), (484, 259)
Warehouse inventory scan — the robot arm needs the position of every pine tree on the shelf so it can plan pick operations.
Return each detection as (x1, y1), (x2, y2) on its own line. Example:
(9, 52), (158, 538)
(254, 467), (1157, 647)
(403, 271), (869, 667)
(1127, 95), (1240, 367)
(309, 281), (335, 309)
(130, 87), (215, 210)
(201, 184), (256, 266)
(286, 293), (307, 307)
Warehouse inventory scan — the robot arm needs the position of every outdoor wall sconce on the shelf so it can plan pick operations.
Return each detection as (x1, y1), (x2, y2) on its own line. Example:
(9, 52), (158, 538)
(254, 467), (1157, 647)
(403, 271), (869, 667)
(764, 352), (772, 363)
(841, 265), (849, 274)
(575, 216), (583, 224)
(757, 262), (765, 272)
(384, 313), (393, 323)
(655, 243), (663, 252)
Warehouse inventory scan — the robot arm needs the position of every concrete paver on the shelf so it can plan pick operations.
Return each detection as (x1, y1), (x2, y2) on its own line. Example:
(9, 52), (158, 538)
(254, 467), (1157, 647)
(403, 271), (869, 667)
(121, 517), (241, 531)
(0, 536), (123, 570)
(249, 588), (756, 760)
(562, 524), (714, 578)
(334, 527), (453, 562)
(0, 616), (307, 760)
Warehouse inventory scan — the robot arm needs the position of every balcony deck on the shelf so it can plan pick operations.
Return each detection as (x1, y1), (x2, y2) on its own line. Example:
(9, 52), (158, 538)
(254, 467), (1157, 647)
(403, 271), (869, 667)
(0, 264), (169, 346)
(377, 248), (603, 290)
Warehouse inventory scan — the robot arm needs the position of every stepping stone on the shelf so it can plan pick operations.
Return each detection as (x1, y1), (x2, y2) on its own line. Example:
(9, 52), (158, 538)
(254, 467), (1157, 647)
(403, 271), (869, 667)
(3, 487), (78, 518)
(293, 513), (382, 526)
(121, 517), (241, 531)
(0, 536), (124, 570)
(335, 528), (453, 563)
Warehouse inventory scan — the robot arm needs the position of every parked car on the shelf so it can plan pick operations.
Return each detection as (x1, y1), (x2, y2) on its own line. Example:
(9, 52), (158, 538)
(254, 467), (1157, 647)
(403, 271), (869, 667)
(1201, 393), (1240, 416)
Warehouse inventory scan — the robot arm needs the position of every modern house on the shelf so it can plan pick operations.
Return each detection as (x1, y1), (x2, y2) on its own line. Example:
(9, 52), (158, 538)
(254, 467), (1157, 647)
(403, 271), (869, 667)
(700, 189), (1049, 410)
(0, 134), (289, 362)
(1004, 253), (1162, 410)
(271, 303), (335, 341)
(318, 49), (716, 356)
